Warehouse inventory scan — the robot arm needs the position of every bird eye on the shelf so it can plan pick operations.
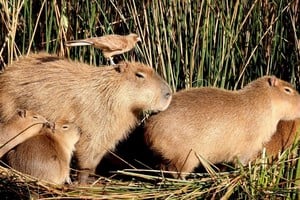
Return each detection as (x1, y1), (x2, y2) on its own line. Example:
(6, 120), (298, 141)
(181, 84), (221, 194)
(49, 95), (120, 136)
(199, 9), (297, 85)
(136, 72), (145, 78)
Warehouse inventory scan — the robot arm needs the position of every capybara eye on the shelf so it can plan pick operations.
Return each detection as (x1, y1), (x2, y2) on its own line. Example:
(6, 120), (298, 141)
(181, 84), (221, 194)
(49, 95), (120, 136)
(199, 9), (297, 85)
(284, 87), (292, 94)
(62, 125), (69, 129)
(135, 72), (145, 79)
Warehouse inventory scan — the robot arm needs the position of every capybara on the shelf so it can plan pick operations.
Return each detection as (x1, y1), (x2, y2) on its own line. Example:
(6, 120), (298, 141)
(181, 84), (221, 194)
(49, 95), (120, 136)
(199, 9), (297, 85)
(144, 76), (300, 178)
(258, 119), (300, 159)
(6, 119), (81, 185)
(0, 109), (51, 158)
(0, 53), (172, 183)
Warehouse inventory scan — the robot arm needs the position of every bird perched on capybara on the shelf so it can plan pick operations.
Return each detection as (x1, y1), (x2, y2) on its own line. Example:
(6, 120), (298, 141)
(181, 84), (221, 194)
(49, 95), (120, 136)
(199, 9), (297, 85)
(0, 53), (172, 183)
(258, 119), (300, 160)
(6, 119), (81, 185)
(0, 109), (52, 158)
(66, 33), (141, 65)
(144, 76), (300, 178)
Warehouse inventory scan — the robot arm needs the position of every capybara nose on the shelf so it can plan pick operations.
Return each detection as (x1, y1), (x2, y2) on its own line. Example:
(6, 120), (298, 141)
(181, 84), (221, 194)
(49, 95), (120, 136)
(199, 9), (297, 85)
(165, 92), (171, 99)
(44, 121), (55, 131)
(162, 83), (172, 100)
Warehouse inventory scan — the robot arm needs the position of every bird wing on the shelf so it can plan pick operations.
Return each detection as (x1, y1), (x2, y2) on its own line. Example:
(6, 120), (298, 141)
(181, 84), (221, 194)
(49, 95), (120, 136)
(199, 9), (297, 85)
(85, 35), (128, 51)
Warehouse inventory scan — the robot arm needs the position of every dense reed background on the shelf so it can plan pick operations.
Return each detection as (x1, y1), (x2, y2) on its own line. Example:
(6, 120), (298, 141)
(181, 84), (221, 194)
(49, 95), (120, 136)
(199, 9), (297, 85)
(1, 0), (299, 90)
(0, 0), (300, 199)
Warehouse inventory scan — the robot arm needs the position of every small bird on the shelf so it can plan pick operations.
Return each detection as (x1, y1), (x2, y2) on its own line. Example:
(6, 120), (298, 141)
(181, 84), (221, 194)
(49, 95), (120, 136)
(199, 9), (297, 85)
(66, 33), (141, 65)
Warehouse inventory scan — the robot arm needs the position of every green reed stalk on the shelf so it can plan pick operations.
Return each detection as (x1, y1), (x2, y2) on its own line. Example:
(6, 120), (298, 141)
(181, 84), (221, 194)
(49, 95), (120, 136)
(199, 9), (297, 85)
(0, 0), (300, 198)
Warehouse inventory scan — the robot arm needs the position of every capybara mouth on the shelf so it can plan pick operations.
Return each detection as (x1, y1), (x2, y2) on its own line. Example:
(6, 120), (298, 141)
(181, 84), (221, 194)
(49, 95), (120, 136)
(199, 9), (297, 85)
(159, 92), (172, 111)
(156, 84), (173, 112)
(151, 94), (172, 113)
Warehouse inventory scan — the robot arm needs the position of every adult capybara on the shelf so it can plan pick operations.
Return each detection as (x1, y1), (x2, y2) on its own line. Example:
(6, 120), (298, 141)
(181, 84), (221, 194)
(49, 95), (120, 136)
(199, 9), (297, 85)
(0, 53), (172, 183)
(0, 109), (51, 158)
(258, 119), (300, 159)
(7, 119), (81, 185)
(144, 76), (300, 178)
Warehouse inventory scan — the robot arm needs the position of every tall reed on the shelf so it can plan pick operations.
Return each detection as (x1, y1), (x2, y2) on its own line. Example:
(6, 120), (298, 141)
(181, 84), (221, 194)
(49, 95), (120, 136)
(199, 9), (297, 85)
(1, 0), (299, 90)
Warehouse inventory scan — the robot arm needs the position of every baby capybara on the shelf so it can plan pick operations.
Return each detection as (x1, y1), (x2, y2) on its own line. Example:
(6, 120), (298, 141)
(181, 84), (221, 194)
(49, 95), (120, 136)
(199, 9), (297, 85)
(7, 119), (80, 185)
(144, 76), (300, 178)
(0, 109), (51, 158)
(0, 53), (172, 183)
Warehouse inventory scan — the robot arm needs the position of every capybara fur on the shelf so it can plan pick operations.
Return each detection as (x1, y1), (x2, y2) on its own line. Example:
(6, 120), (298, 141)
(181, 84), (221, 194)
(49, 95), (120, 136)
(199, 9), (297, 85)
(258, 119), (300, 159)
(0, 109), (51, 158)
(144, 76), (300, 178)
(6, 119), (81, 185)
(0, 53), (172, 183)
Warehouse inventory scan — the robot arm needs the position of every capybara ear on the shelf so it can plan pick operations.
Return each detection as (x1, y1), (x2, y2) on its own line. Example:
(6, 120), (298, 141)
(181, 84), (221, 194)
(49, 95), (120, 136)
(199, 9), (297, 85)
(268, 76), (277, 87)
(17, 109), (26, 118)
(114, 62), (129, 73)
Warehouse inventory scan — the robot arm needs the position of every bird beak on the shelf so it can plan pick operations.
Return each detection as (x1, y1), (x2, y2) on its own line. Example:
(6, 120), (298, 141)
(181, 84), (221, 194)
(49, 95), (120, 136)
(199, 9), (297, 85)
(137, 37), (142, 42)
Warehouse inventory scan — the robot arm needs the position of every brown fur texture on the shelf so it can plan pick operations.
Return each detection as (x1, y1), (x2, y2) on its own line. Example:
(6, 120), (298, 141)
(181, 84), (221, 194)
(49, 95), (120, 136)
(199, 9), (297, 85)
(0, 109), (51, 158)
(259, 119), (300, 159)
(0, 53), (172, 183)
(144, 76), (300, 178)
(6, 119), (81, 185)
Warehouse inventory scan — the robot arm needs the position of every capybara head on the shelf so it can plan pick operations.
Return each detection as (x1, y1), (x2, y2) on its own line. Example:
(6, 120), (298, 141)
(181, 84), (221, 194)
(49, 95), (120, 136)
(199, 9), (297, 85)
(115, 61), (172, 113)
(11, 109), (51, 131)
(51, 119), (81, 150)
(261, 76), (300, 120)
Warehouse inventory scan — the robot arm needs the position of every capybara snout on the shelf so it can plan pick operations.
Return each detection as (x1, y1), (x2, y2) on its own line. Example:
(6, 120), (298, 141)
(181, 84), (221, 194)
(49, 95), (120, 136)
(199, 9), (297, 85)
(158, 78), (172, 111)
(117, 61), (172, 112)
(43, 121), (55, 131)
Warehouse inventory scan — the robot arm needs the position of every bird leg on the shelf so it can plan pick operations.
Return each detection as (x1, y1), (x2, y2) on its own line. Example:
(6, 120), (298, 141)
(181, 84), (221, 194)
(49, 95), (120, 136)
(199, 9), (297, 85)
(108, 57), (116, 65)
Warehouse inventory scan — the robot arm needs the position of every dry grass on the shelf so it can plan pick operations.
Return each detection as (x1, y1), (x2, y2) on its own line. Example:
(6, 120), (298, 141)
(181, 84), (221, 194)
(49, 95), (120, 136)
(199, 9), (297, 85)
(0, 147), (299, 199)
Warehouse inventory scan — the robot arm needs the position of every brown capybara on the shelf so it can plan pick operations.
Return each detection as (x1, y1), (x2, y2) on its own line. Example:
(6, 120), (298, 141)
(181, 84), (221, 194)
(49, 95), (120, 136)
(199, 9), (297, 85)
(0, 53), (172, 183)
(0, 109), (51, 158)
(258, 119), (300, 159)
(144, 76), (300, 178)
(6, 119), (81, 185)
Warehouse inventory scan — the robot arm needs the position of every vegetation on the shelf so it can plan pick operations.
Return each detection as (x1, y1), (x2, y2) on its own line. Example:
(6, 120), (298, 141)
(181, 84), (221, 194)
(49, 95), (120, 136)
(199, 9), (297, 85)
(0, 0), (299, 199)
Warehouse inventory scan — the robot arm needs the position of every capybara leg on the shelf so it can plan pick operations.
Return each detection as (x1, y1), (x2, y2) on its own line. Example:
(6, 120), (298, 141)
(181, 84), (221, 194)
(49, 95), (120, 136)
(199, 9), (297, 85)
(168, 156), (199, 179)
(163, 163), (185, 179)
(77, 158), (97, 184)
(77, 152), (106, 184)
(78, 169), (93, 184)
